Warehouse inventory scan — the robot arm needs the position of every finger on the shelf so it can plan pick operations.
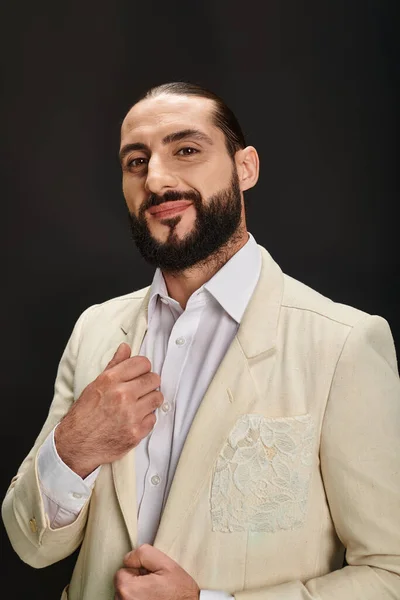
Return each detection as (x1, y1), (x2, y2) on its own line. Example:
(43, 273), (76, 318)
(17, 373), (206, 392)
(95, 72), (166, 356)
(111, 356), (154, 383)
(115, 573), (152, 598)
(136, 390), (164, 417)
(120, 563), (141, 576)
(138, 411), (157, 439)
(114, 567), (140, 598)
(123, 548), (143, 570)
(122, 553), (144, 573)
(124, 544), (173, 572)
(104, 343), (131, 371)
(123, 370), (161, 396)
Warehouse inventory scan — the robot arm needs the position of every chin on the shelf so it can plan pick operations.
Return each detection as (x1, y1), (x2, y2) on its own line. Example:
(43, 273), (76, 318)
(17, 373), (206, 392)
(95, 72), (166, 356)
(148, 228), (171, 244)
(157, 219), (194, 239)
(172, 217), (197, 237)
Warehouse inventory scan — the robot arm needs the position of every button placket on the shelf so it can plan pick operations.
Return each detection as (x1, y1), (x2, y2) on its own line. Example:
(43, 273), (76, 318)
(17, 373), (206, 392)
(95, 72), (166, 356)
(136, 290), (210, 545)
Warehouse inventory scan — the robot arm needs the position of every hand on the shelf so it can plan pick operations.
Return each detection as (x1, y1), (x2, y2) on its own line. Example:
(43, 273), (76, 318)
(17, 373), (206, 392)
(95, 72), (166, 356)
(55, 343), (163, 477)
(114, 544), (200, 600)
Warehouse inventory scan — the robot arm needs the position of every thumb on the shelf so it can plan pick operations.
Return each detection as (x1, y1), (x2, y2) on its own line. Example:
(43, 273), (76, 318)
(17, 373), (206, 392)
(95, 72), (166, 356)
(123, 544), (172, 573)
(104, 343), (131, 371)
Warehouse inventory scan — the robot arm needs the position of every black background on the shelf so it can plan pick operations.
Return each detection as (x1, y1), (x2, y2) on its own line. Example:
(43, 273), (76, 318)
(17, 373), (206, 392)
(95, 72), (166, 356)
(1, 1), (399, 598)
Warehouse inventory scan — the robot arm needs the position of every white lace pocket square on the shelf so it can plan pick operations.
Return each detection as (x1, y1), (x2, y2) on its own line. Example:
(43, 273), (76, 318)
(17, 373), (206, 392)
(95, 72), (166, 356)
(210, 414), (315, 533)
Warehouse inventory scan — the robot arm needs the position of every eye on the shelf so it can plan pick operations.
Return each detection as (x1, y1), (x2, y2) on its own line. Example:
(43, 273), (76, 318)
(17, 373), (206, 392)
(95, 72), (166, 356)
(127, 157), (148, 169)
(176, 147), (199, 156)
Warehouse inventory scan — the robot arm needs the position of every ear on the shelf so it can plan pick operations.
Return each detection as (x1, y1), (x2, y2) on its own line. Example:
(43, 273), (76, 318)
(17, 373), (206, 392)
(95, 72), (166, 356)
(235, 146), (259, 192)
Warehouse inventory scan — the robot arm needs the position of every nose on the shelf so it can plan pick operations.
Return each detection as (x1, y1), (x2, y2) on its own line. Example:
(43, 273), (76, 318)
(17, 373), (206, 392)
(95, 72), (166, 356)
(145, 155), (179, 195)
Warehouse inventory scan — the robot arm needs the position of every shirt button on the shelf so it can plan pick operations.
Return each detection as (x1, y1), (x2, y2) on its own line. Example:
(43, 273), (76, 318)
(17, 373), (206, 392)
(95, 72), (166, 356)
(71, 492), (83, 499)
(161, 402), (171, 413)
(151, 475), (161, 486)
(175, 336), (186, 346)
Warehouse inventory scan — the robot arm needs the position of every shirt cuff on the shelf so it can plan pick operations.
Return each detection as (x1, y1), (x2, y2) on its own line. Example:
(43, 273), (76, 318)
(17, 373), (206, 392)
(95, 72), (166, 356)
(200, 591), (234, 600)
(37, 424), (101, 513)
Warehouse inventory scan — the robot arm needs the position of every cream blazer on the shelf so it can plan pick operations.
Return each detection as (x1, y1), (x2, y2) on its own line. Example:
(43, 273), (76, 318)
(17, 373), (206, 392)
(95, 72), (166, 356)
(2, 246), (400, 600)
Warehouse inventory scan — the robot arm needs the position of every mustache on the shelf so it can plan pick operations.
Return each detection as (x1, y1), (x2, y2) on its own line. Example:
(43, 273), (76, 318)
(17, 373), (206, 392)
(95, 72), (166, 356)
(141, 189), (201, 212)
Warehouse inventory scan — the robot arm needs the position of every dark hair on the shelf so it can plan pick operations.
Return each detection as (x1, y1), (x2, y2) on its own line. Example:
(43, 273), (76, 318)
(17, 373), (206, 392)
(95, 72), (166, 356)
(136, 82), (246, 158)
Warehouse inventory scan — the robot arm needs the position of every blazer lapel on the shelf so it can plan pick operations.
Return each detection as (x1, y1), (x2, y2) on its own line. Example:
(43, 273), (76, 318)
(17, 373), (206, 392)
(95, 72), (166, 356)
(111, 289), (150, 548)
(154, 247), (284, 554)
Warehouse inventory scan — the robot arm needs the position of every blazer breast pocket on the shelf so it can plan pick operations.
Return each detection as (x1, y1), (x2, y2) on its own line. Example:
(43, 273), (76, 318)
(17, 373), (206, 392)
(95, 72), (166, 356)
(210, 414), (315, 533)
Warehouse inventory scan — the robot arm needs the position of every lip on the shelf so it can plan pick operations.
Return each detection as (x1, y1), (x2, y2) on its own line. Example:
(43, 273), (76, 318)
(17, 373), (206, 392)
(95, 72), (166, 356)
(147, 201), (192, 219)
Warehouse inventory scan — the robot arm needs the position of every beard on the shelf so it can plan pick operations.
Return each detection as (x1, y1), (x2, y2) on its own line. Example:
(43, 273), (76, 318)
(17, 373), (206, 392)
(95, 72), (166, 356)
(127, 169), (243, 272)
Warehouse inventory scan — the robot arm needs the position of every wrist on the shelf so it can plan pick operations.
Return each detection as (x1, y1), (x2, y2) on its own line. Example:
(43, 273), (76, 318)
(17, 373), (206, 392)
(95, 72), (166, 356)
(54, 423), (94, 478)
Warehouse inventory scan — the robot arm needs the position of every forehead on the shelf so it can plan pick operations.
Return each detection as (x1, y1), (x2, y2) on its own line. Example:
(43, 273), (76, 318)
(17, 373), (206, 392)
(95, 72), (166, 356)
(120, 94), (223, 146)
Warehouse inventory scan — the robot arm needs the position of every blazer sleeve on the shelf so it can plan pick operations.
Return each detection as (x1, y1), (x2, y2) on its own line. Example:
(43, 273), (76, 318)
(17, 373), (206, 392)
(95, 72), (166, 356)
(1, 305), (98, 568)
(233, 314), (400, 600)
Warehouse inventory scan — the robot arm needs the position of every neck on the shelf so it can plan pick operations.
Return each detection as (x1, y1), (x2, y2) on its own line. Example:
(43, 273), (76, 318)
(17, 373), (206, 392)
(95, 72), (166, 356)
(162, 227), (249, 309)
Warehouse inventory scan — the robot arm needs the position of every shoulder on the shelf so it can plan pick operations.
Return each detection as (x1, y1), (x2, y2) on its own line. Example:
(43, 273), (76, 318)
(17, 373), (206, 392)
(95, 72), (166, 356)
(280, 273), (397, 361)
(281, 273), (369, 329)
(258, 245), (371, 330)
(89, 286), (150, 311)
(277, 272), (397, 373)
(75, 286), (150, 332)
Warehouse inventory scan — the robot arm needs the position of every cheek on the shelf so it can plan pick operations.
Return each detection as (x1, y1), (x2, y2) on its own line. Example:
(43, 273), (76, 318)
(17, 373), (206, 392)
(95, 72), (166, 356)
(122, 177), (144, 213)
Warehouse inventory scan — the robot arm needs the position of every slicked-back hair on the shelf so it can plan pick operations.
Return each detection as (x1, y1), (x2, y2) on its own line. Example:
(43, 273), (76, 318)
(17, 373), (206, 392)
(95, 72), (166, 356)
(136, 82), (246, 158)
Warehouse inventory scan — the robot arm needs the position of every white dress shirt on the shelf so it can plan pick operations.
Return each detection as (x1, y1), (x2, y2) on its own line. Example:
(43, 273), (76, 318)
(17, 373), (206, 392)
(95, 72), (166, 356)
(38, 233), (261, 600)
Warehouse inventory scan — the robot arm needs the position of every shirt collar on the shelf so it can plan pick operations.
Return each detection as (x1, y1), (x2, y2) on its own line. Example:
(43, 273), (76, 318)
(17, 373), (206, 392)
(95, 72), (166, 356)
(203, 233), (261, 323)
(147, 233), (261, 325)
(147, 268), (171, 325)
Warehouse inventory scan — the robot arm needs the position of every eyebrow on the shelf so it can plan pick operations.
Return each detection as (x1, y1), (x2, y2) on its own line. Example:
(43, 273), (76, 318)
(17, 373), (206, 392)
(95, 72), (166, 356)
(119, 128), (213, 164)
(162, 128), (214, 146)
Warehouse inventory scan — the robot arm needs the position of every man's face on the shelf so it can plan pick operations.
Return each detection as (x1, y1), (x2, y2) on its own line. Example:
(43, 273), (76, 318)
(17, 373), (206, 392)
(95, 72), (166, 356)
(119, 94), (245, 271)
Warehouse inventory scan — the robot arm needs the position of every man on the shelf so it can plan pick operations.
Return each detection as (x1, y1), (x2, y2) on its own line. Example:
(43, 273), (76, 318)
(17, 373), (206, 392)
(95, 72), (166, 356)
(2, 82), (400, 600)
